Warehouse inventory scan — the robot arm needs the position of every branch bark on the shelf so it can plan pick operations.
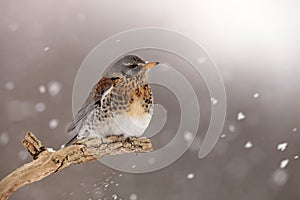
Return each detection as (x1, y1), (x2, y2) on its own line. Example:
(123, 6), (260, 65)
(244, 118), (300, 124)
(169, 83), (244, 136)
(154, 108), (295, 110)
(0, 132), (153, 200)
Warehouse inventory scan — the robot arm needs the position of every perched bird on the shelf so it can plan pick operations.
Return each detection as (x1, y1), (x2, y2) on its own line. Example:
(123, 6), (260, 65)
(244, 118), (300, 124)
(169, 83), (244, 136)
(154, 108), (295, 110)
(64, 55), (159, 147)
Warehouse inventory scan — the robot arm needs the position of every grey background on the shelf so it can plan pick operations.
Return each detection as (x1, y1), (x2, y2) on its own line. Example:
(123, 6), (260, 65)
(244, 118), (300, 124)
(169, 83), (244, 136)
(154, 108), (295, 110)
(1, 0), (300, 199)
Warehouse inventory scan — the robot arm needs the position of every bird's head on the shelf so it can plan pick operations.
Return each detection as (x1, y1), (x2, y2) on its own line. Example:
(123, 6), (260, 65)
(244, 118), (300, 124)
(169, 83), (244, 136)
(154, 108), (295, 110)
(104, 55), (159, 78)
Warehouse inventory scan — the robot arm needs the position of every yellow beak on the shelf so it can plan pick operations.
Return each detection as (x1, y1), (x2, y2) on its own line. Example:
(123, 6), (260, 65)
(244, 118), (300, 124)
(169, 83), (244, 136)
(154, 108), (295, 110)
(144, 61), (159, 69)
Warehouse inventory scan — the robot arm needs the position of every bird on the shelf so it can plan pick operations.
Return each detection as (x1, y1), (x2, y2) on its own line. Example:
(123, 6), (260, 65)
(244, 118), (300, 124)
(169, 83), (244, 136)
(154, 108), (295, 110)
(63, 55), (159, 147)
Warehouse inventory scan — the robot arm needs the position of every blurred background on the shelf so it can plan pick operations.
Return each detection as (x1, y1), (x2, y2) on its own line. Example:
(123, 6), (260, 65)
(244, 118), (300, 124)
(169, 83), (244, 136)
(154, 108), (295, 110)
(1, 0), (300, 199)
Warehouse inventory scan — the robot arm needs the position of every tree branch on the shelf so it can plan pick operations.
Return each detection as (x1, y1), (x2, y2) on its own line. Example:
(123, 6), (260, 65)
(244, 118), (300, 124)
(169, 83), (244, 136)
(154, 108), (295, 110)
(0, 132), (153, 200)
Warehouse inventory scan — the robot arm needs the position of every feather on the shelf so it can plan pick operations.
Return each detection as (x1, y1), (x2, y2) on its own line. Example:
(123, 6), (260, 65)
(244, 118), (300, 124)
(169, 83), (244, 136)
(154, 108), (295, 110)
(67, 77), (119, 133)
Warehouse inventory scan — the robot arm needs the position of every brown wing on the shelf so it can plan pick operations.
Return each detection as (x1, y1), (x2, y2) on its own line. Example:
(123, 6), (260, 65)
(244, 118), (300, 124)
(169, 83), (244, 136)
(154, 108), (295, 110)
(67, 76), (119, 133)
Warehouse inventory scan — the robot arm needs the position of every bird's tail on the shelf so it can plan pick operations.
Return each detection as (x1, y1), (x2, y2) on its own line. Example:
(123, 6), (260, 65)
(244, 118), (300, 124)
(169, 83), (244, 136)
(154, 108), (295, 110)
(60, 134), (78, 149)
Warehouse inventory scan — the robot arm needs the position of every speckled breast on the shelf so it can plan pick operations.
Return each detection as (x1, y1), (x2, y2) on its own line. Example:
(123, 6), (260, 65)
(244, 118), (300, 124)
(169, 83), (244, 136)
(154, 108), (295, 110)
(110, 76), (154, 137)
(81, 76), (153, 138)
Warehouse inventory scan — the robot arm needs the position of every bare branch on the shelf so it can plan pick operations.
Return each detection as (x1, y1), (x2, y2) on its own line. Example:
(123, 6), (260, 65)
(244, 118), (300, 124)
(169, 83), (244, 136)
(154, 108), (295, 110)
(0, 132), (153, 200)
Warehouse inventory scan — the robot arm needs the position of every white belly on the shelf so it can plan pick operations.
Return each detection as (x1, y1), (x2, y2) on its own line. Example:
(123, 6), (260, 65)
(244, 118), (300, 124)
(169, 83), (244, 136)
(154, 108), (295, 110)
(78, 111), (152, 138)
(114, 112), (152, 137)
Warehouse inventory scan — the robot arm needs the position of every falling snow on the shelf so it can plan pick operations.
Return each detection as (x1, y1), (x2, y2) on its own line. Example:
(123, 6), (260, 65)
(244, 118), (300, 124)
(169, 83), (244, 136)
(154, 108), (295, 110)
(237, 112), (246, 121)
(105, 176), (112, 181)
(220, 134), (226, 138)
(129, 193), (138, 200)
(228, 124), (236, 132)
(35, 102), (46, 112)
(49, 119), (59, 129)
(38, 85), (46, 93)
(184, 131), (193, 142)
(272, 169), (288, 186)
(253, 93), (260, 98)
(244, 141), (253, 149)
(210, 97), (218, 105)
(0, 132), (9, 145)
(280, 159), (289, 169)
(294, 155), (299, 160)
(277, 142), (288, 152)
(44, 46), (50, 52)
(5, 81), (14, 91)
(18, 150), (28, 160)
(69, 171), (123, 199)
(292, 128), (298, 132)
(187, 173), (195, 179)
(112, 194), (118, 200)
(47, 81), (62, 96)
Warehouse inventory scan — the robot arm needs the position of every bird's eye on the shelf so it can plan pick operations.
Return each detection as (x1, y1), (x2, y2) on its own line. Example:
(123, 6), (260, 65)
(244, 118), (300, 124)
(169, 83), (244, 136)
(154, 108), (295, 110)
(129, 63), (138, 68)
(122, 62), (138, 68)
